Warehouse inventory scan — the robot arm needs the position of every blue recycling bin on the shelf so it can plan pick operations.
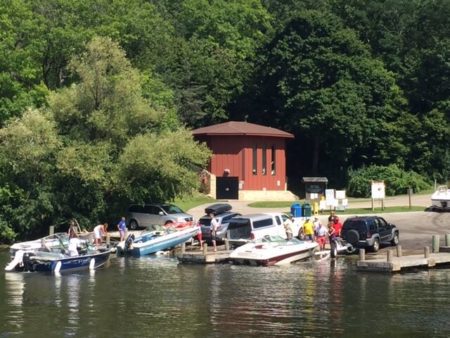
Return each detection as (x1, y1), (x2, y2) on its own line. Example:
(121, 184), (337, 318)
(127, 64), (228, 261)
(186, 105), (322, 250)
(290, 203), (302, 218)
(302, 203), (312, 217)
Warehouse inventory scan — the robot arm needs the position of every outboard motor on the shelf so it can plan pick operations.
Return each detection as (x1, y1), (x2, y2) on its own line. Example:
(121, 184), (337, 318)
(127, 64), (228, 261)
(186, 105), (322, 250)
(22, 252), (34, 272)
(124, 234), (135, 250)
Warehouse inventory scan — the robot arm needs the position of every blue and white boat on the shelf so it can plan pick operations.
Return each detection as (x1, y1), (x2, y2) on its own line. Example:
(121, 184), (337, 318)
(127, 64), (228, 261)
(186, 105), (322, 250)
(5, 233), (111, 274)
(116, 226), (198, 257)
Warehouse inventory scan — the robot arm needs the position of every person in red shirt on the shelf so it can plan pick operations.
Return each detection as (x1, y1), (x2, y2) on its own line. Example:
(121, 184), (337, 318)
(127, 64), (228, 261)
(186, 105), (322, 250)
(332, 217), (343, 237)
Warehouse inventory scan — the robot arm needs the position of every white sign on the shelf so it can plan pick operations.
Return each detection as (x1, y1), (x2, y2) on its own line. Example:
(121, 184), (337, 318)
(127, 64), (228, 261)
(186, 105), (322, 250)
(371, 181), (385, 199)
(310, 193), (319, 199)
(336, 190), (346, 199)
(325, 189), (335, 201)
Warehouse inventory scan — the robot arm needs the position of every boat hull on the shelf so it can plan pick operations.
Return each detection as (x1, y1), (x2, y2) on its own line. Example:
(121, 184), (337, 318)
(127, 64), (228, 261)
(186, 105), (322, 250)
(229, 240), (318, 266)
(7, 249), (111, 273)
(117, 227), (198, 257)
(231, 249), (315, 266)
(431, 199), (450, 209)
(431, 186), (450, 209)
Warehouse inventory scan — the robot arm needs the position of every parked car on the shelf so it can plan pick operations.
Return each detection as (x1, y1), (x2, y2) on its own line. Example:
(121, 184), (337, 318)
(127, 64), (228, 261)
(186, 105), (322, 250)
(199, 211), (242, 243)
(341, 216), (399, 252)
(226, 213), (291, 247)
(127, 204), (194, 230)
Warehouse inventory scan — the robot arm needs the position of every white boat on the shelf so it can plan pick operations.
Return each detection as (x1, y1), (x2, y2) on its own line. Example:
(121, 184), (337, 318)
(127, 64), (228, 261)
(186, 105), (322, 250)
(9, 233), (69, 256)
(229, 235), (318, 266)
(431, 185), (450, 210)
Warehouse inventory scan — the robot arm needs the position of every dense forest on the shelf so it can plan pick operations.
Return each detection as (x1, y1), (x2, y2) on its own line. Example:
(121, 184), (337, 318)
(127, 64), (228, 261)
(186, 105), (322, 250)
(0, 0), (448, 240)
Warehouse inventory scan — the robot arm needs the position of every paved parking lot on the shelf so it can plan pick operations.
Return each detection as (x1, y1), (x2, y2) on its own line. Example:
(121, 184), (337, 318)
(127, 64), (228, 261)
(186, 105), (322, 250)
(188, 193), (450, 253)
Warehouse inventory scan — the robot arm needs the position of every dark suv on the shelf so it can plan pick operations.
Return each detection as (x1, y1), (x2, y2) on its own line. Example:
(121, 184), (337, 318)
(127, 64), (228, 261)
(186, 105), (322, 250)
(341, 216), (399, 252)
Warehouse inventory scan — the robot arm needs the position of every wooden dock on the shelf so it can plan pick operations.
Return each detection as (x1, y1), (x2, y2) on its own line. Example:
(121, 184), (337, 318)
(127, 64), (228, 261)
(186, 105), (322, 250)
(177, 242), (232, 264)
(177, 250), (231, 264)
(357, 245), (450, 273)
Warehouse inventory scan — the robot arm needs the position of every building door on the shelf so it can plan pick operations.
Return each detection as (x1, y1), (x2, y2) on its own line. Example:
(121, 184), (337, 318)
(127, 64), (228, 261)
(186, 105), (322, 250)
(216, 177), (239, 200)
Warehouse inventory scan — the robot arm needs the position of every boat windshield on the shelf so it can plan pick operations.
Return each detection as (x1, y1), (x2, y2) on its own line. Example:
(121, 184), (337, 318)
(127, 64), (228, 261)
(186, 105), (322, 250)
(261, 235), (286, 243)
(260, 235), (303, 244)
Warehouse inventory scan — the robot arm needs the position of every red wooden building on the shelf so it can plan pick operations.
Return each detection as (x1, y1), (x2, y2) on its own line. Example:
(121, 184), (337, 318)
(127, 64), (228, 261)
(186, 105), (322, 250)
(192, 121), (296, 200)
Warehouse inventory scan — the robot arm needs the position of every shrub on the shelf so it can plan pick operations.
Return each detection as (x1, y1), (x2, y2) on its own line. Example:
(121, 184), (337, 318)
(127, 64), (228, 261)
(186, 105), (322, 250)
(347, 165), (430, 197)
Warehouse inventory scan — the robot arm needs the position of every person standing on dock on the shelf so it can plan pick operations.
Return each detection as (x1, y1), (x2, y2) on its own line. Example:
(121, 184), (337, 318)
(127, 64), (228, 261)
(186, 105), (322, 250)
(314, 219), (328, 250)
(117, 217), (127, 242)
(303, 218), (315, 241)
(196, 221), (203, 250)
(283, 215), (294, 240)
(210, 213), (219, 252)
(332, 217), (343, 237)
(94, 223), (108, 247)
(68, 220), (79, 239)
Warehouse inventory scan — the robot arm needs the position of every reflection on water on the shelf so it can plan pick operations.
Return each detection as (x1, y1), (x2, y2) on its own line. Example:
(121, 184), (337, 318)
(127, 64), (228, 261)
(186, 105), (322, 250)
(4, 272), (25, 335)
(1, 251), (450, 337)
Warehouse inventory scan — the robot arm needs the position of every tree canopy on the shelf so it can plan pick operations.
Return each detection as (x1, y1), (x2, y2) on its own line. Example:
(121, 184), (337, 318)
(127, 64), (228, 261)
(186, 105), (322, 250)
(0, 36), (210, 241)
(0, 0), (448, 240)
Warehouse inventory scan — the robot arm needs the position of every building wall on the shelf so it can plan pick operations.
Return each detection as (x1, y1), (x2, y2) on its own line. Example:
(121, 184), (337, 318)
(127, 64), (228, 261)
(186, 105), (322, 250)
(205, 135), (287, 192)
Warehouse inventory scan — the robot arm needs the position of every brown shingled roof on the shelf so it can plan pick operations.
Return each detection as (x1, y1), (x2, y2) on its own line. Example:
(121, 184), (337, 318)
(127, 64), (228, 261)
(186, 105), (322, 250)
(192, 121), (294, 138)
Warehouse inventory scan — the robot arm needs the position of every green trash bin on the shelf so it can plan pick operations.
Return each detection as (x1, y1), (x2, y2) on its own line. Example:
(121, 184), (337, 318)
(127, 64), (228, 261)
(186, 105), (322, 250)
(302, 203), (312, 217)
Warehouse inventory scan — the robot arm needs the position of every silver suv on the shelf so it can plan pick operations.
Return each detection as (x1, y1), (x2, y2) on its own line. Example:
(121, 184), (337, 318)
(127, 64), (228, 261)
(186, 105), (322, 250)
(127, 204), (193, 230)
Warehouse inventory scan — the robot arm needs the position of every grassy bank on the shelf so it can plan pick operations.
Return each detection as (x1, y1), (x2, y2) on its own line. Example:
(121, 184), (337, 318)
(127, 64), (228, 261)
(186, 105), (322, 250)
(173, 193), (426, 215)
(174, 195), (215, 212)
(248, 201), (425, 215)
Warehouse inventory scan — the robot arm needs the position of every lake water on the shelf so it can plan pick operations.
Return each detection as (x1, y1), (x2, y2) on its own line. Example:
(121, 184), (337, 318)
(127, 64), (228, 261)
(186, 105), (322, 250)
(1, 249), (450, 338)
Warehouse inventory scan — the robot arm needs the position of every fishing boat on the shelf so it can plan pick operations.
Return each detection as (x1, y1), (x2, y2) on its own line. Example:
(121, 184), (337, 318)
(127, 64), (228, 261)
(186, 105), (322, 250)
(431, 185), (450, 210)
(5, 233), (111, 274)
(116, 225), (198, 257)
(229, 235), (318, 266)
(9, 233), (69, 256)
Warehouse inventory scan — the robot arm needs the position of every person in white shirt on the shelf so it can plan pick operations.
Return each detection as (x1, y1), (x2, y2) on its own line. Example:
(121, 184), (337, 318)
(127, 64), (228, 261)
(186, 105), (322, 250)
(94, 223), (108, 247)
(314, 218), (328, 250)
(68, 237), (80, 257)
(210, 213), (219, 252)
(283, 215), (294, 240)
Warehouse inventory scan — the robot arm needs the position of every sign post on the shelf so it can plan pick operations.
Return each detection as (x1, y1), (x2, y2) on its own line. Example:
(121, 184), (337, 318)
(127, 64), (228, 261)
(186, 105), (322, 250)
(371, 181), (385, 210)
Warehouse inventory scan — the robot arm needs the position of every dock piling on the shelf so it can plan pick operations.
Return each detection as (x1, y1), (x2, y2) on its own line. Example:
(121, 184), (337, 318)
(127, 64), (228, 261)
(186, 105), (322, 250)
(424, 246), (430, 258)
(203, 244), (208, 255)
(359, 248), (365, 261)
(49, 225), (55, 235)
(432, 235), (440, 253)
(396, 245), (402, 257)
(387, 250), (392, 262)
(446, 234), (450, 246)
(181, 243), (186, 254)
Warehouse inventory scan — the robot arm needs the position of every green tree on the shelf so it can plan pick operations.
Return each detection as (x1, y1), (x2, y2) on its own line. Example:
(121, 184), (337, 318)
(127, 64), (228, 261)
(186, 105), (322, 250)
(333, 0), (450, 180)
(240, 10), (408, 185)
(0, 109), (61, 239)
(161, 0), (272, 126)
(0, 0), (48, 123)
(0, 36), (210, 241)
(115, 130), (211, 203)
(29, 0), (173, 89)
(51, 36), (168, 148)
